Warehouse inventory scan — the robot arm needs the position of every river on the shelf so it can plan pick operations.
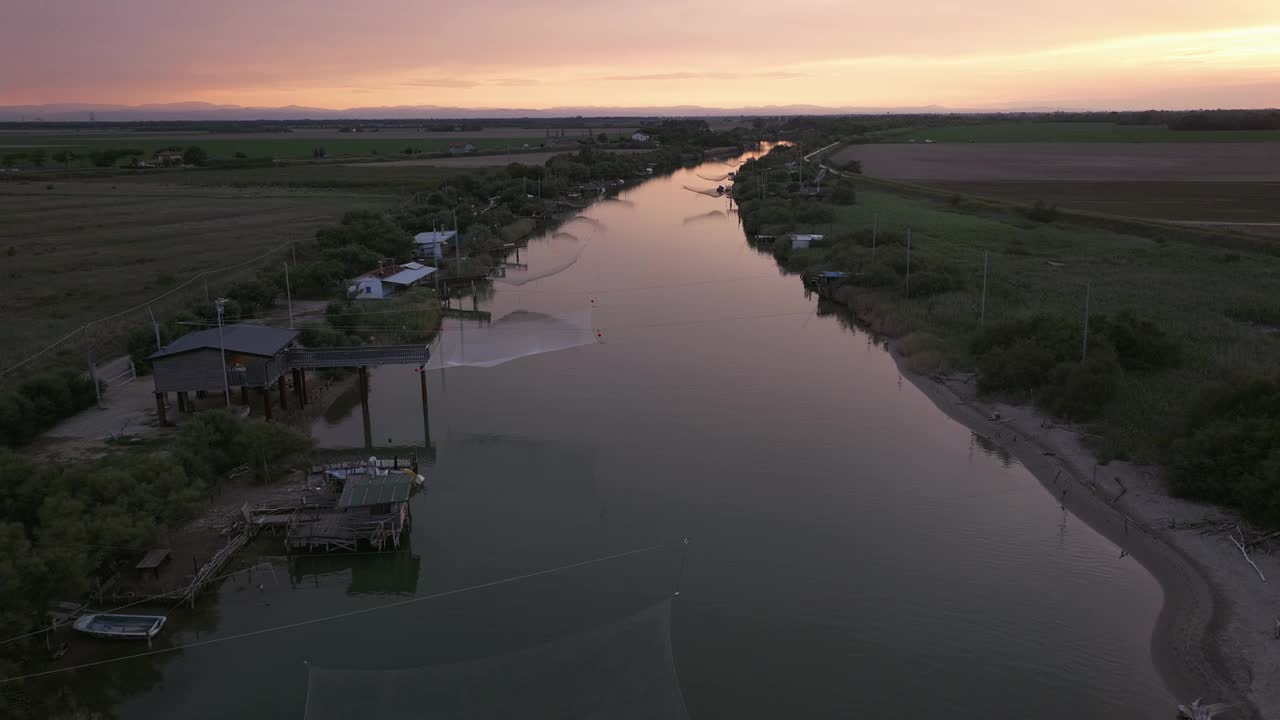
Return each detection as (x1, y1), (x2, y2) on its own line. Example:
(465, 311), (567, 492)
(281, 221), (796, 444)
(118, 145), (1171, 718)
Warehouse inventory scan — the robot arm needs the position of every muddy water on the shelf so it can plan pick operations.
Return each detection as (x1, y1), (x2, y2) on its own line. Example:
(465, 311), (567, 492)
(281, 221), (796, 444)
(116, 145), (1170, 719)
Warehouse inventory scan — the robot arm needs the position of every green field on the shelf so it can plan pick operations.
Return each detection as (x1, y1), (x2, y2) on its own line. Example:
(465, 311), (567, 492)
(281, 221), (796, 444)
(881, 122), (1280, 143)
(0, 134), (537, 166)
(776, 184), (1280, 459)
(0, 180), (393, 372)
(106, 162), (484, 192)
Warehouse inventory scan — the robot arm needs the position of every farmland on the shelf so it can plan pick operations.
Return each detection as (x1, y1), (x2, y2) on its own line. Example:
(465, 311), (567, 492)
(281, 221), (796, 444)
(832, 142), (1280, 182)
(832, 141), (1280, 228)
(879, 121), (1280, 143)
(0, 180), (391, 370)
(0, 125), (633, 168)
(354, 148), (650, 168)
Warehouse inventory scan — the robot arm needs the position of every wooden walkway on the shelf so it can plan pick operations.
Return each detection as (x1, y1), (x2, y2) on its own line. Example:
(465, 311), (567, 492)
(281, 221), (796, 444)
(286, 345), (430, 369)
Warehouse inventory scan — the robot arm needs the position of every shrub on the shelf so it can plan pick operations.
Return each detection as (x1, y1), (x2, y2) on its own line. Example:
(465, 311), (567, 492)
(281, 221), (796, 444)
(1169, 378), (1280, 526)
(1026, 200), (1059, 223)
(853, 263), (899, 288)
(972, 314), (1082, 394)
(907, 270), (960, 298)
(1099, 310), (1181, 372)
(0, 370), (98, 447)
(830, 181), (857, 205)
(1041, 346), (1123, 420)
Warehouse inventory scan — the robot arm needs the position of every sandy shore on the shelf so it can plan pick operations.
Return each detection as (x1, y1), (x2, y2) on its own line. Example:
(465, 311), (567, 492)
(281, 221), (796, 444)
(890, 352), (1278, 720)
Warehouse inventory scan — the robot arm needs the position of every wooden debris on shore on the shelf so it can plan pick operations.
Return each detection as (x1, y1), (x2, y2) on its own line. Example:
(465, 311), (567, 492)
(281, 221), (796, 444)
(1230, 531), (1266, 583)
(1177, 698), (1231, 719)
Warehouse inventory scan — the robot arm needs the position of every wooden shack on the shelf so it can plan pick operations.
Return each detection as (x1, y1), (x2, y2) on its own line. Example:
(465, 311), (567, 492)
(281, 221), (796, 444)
(147, 324), (299, 422)
(285, 474), (414, 553)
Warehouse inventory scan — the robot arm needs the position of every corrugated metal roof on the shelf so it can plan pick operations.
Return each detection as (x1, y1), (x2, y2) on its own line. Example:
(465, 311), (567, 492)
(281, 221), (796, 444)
(382, 265), (436, 286)
(413, 231), (457, 245)
(338, 474), (414, 508)
(148, 324), (299, 360)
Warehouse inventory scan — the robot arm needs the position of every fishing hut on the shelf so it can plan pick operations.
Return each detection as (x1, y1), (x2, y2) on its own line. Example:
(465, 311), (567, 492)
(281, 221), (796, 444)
(286, 463), (417, 553)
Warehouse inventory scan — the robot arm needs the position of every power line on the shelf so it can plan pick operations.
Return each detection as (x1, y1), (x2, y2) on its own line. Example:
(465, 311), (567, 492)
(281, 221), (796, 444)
(1, 240), (296, 378)
(0, 562), (277, 648)
(0, 542), (669, 685)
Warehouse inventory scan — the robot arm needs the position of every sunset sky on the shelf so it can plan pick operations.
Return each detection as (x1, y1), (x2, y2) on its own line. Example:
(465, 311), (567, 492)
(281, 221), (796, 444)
(3, 0), (1279, 110)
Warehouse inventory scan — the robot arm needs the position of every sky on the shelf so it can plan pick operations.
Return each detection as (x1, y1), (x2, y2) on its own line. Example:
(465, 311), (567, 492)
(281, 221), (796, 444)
(2, 0), (1279, 110)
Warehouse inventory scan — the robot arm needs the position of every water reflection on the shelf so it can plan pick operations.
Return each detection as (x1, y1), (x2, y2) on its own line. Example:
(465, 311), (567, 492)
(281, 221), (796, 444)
(290, 548), (421, 596)
(682, 209), (727, 225)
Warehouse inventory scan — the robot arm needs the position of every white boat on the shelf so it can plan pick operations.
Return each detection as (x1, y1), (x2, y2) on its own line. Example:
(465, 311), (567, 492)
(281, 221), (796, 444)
(73, 613), (166, 641)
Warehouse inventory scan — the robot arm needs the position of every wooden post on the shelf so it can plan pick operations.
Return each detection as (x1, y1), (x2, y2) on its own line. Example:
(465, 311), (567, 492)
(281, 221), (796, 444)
(359, 367), (372, 449)
(293, 369), (305, 407)
(278, 379), (288, 411)
(419, 367), (431, 446)
(176, 392), (186, 414)
(240, 385), (250, 405)
(299, 368), (308, 402)
(154, 392), (168, 426)
(261, 386), (273, 421)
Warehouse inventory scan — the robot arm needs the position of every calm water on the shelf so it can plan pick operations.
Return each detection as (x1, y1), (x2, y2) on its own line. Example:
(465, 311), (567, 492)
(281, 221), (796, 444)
(117, 146), (1170, 718)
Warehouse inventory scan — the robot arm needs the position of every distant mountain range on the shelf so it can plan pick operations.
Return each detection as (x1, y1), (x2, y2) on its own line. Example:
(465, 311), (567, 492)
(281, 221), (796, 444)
(0, 101), (1079, 122)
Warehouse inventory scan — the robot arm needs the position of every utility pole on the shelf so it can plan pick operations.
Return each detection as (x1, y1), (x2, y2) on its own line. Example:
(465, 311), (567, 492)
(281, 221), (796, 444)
(453, 207), (461, 274)
(84, 324), (102, 408)
(215, 299), (231, 408)
(148, 305), (162, 351)
(283, 262), (294, 329)
(905, 228), (912, 299)
(1082, 281), (1091, 361)
(291, 241), (297, 267)
(872, 213), (878, 263)
(980, 251), (989, 325)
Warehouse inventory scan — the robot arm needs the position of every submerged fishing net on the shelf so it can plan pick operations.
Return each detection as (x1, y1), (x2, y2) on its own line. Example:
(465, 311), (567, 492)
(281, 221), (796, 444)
(696, 172), (730, 182)
(682, 210), (726, 225)
(302, 599), (687, 720)
(428, 309), (595, 369)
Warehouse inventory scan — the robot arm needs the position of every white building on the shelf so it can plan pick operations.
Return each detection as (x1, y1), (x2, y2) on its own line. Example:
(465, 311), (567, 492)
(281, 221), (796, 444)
(631, 132), (651, 143)
(413, 230), (458, 261)
(348, 261), (437, 299)
(789, 233), (825, 250)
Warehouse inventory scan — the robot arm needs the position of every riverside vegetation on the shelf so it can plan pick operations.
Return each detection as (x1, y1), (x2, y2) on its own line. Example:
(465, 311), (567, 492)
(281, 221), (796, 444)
(734, 138), (1280, 527)
(0, 120), (755, 717)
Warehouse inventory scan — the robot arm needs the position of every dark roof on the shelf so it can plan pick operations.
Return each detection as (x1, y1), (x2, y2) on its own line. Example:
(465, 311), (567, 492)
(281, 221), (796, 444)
(338, 474), (414, 508)
(148, 324), (299, 360)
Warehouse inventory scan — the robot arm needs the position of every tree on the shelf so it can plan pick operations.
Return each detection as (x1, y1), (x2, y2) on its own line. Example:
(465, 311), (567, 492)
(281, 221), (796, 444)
(597, 132), (609, 143)
(182, 146), (209, 166)
(27, 148), (46, 167)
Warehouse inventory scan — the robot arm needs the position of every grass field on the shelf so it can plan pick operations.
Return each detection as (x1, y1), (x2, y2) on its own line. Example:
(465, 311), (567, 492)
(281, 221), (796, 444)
(0, 132), (547, 166)
(880, 122), (1280, 143)
(0, 181), (391, 372)
(782, 185), (1280, 459)
(833, 142), (1280, 182)
(922, 180), (1280, 228)
(73, 163), (480, 192)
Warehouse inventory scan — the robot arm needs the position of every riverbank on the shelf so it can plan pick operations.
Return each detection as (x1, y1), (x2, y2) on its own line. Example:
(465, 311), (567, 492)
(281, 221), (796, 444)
(885, 341), (1276, 719)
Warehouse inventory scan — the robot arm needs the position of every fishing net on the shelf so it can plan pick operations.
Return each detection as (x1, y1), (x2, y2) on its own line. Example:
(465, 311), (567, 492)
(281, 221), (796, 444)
(682, 185), (726, 197)
(696, 172), (730, 182)
(428, 309), (595, 369)
(495, 232), (588, 287)
(302, 599), (687, 720)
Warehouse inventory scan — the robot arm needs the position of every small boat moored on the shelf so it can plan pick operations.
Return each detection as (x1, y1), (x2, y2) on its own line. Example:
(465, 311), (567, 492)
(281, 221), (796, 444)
(73, 613), (167, 643)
